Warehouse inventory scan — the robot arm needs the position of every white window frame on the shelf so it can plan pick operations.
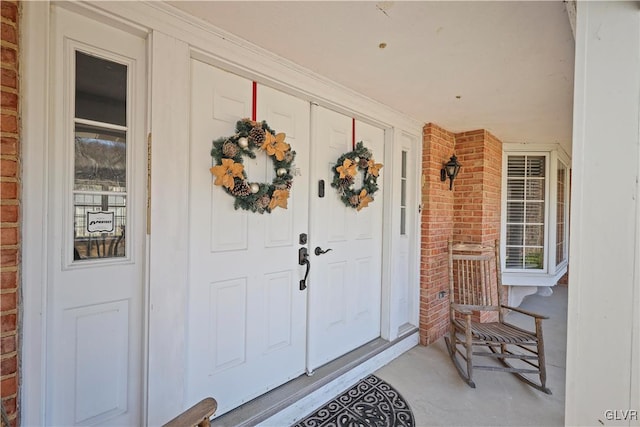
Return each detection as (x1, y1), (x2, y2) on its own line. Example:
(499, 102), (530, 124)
(555, 158), (570, 270)
(501, 144), (570, 286)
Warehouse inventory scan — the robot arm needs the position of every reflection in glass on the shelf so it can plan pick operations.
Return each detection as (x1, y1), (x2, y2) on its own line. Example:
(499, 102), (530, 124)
(75, 124), (127, 192)
(73, 50), (129, 262)
(526, 179), (545, 200)
(75, 51), (127, 126)
(73, 194), (126, 260)
(525, 202), (545, 223)
(527, 156), (546, 177)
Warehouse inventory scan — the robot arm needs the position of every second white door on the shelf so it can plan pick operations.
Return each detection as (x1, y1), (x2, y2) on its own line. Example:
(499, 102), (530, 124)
(307, 106), (385, 371)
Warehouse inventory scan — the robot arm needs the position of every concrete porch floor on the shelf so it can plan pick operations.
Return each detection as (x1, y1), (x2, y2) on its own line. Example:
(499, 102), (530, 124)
(375, 285), (567, 427)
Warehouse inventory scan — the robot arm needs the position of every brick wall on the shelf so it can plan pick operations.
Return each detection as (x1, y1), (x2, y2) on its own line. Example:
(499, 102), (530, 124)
(419, 123), (456, 345)
(1, 1), (20, 425)
(419, 124), (503, 344)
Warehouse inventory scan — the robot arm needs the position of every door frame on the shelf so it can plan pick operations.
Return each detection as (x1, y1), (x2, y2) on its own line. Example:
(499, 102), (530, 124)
(21, 2), (422, 425)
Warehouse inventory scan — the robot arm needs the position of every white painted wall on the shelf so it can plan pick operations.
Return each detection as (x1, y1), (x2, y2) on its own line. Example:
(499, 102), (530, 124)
(566, 2), (640, 426)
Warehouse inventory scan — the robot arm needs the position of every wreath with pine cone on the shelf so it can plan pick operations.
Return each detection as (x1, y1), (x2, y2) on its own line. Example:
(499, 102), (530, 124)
(331, 142), (383, 211)
(210, 118), (295, 214)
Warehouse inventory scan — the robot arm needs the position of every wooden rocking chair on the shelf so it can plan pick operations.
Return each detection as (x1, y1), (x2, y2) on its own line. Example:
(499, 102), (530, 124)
(444, 240), (551, 394)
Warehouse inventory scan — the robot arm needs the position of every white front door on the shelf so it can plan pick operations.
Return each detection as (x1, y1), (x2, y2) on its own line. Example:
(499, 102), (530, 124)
(307, 106), (385, 370)
(47, 7), (146, 426)
(187, 60), (310, 415)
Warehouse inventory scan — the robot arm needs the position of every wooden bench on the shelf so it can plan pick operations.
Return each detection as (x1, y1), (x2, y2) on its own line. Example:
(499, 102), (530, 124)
(163, 397), (218, 427)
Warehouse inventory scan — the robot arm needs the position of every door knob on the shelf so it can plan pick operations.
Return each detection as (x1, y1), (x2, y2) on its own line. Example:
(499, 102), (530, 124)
(314, 247), (333, 256)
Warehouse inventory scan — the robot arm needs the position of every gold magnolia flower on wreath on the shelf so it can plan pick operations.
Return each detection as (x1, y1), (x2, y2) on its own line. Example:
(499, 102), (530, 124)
(356, 189), (373, 211)
(268, 189), (290, 211)
(261, 131), (290, 161)
(367, 159), (383, 177)
(337, 159), (357, 179)
(210, 158), (244, 190)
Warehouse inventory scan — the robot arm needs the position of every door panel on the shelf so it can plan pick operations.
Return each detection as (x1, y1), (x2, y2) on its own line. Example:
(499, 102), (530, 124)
(187, 60), (310, 415)
(308, 107), (385, 370)
(48, 7), (146, 426)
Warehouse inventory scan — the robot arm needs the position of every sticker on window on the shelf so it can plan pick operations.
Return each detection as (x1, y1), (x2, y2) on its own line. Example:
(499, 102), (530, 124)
(86, 211), (115, 233)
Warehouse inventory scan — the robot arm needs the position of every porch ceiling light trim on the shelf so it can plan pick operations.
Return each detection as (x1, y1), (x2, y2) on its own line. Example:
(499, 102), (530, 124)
(440, 155), (461, 190)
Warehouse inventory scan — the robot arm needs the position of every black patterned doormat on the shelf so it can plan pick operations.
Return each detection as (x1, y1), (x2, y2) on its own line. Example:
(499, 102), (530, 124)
(293, 375), (415, 427)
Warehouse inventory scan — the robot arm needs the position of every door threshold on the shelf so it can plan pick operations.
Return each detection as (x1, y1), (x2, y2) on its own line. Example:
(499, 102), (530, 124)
(211, 328), (419, 427)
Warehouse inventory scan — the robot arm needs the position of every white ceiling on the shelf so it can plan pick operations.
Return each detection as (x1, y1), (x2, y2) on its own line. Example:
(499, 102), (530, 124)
(168, 1), (575, 150)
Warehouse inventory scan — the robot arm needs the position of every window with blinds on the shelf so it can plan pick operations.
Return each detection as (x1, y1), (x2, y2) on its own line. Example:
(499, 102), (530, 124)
(556, 162), (568, 266)
(505, 155), (546, 270)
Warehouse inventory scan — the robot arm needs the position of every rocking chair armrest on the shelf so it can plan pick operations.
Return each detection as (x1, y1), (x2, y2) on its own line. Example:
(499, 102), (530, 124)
(451, 303), (473, 315)
(501, 305), (549, 320)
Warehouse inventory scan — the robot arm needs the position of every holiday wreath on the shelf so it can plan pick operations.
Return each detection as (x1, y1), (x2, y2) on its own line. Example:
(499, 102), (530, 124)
(210, 118), (295, 214)
(331, 141), (383, 211)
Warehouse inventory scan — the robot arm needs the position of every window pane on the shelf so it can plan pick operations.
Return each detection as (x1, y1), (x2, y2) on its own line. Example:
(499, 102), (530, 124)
(526, 179), (545, 200)
(506, 224), (524, 246)
(75, 51), (127, 126)
(524, 248), (544, 269)
(525, 202), (545, 223)
(556, 164), (567, 265)
(401, 151), (407, 178)
(525, 224), (545, 246)
(400, 150), (407, 236)
(506, 247), (523, 269)
(73, 194), (126, 260)
(507, 156), (526, 177)
(75, 123), (127, 192)
(507, 179), (525, 200)
(507, 202), (524, 222)
(527, 156), (546, 177)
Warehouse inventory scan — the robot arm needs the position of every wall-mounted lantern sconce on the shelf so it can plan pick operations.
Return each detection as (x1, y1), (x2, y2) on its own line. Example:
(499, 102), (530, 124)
(440, 155), (461, 190)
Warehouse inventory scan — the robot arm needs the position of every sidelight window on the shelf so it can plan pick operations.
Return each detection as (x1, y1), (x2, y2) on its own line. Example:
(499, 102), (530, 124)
(72, 51), (128, 260)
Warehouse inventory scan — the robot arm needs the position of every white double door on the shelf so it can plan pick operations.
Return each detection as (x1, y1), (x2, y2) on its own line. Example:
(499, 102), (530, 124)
(187, 60), (385, 415)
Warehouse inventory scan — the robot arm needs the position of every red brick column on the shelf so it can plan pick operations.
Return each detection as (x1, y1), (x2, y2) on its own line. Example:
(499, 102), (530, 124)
(454, 130), (503, 322)
(420, 125), (503, 344)
(419, 123), (456, 345)
(1, 1), (20, 425)
(454, 130), (502, 246)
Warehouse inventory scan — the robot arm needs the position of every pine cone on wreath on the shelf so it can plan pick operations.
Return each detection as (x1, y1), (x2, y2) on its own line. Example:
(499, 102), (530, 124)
(349, 194), (360, 206)
(275, 181), (293, 191)
(257, 194), (271, 209)
(222, 141), (239, 158)
(359, 158), (369, 169)
(339, 176), (354, 189)
(284, 151), (295, 163)
(230, 181), (251, 197)
(249, 126), (266, 146)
